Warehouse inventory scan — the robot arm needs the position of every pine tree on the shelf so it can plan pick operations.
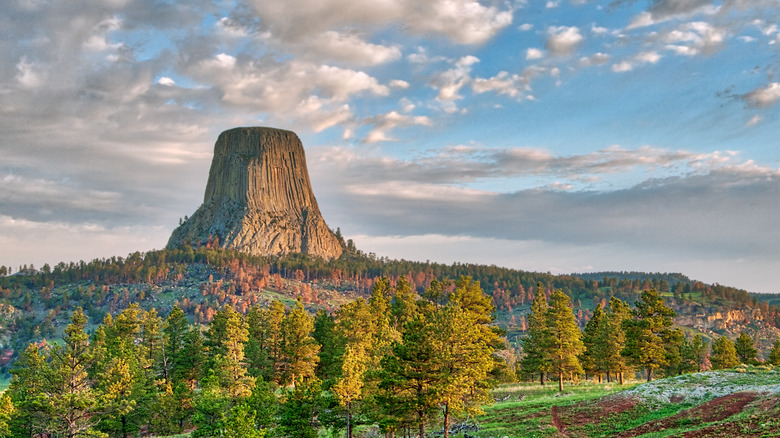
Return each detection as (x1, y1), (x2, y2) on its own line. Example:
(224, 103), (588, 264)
(546, 289), (584, 391)
(711, 336), (739, 369)
(379, 315), (440, 438)
(47, 308), (103, 438)
(601, 297), (632, 384)
(621, 290), (676, 381)
(520, 283), (552, 385)
(8, 343), (49, 437)
(207, 305), (254, 399)
(580, 304), (604, 381)
(280, 299), (320, 386)
(769, 339), (780, 366)
(734, 332), (758, 365)
(333, 344), (368, 438)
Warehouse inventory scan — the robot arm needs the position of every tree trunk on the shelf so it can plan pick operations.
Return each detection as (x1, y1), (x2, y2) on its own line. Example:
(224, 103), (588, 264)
(558, 372), (564, 391)
(346, 401), (352, 438)
(646, 368), (652, 382)
(420, 419), (426, 438)
(540, 372), (545, 386)
(606, 370), (611, 383)
(619, 372), (624, 385)
(598, 373), (602, 383)
(443, 403), (450, 438)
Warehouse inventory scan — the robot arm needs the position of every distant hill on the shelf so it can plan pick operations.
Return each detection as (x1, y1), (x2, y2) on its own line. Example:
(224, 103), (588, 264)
(1, 246), (779, 371)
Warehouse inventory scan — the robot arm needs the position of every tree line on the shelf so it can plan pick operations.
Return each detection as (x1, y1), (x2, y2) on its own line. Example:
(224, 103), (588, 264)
(0, 276), (501, 438)
(519, 285), (780, 391)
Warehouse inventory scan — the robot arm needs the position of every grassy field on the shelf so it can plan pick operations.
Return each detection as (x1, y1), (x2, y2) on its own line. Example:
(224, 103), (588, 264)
(475, 367), (780, 438)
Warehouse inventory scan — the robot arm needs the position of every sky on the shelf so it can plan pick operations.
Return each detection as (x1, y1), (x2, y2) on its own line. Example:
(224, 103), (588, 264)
(2, 0), (780, 293)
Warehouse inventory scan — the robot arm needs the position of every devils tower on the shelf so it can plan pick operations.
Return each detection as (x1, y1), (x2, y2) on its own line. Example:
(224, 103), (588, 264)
(167, 127), (343, 260)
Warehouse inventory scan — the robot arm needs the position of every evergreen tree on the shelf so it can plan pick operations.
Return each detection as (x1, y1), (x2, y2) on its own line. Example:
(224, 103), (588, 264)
(621, 290), (676, 381)
(277, 377), (323, 438)
(520, 283), (552, 385)
(546, 289), (585, 391)
(601, 297), (632, 384)
(46, 308), (104, 438)
(734, 332), (758, 365)
(711, 336), (739, 370)
(378, 315), (440, 438)
(580, 304), (604, 380)
(162, 306), (189, 385)
(207, 305), (254, 398)
(280, 299), (320, 385)
(8, 343), (49, 437)
(769, 339), (780, 366)
(333, 345), (368, 438)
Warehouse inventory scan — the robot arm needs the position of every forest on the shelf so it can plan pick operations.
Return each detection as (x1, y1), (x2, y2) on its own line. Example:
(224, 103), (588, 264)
(1, 246), (780, 437)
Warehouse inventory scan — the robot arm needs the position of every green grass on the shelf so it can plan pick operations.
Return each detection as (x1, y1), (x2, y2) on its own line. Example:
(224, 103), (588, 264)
(476, 380), (637, 437)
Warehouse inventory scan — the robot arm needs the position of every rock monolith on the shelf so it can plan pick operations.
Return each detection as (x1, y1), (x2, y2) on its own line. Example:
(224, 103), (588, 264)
(167, 127), (343, 260)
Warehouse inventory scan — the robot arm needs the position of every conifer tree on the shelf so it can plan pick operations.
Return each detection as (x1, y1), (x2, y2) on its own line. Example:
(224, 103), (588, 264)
(379, 315), (440, 438)
(734, 332), (758, 365)
(600, 297), (632, 384)
(621, 290), (676, 381)
(280, 299), (320, 385)
(206, 305), (254, 398)
(333, 344), (368, 438)
(711, 336), (739, 369)
(769, 339), (780, 366)
(580, 303), (604, 381)
(520, 283), (552, 385)
(546, 289), (585, 391)
(8, 343), (49, 437)
(47, 308), (103, 438)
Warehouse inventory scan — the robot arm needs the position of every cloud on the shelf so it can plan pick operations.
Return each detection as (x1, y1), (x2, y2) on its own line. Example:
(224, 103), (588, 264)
(741, 82), (780, 108)
(545, 26), (584, 55)
(526, 48), (545, 60)
(472, 72), (528, 98)
(246, 0), (513, 45)
(312, 145), (780, 265)
(361, 111), (433, 143)
(611, 51), (662, 72)
(660, 21), (728, 55)
(432, 55), (480, 111)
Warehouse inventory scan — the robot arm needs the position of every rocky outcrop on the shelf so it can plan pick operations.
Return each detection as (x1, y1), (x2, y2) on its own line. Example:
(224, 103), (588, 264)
(167, 127), (343, 260)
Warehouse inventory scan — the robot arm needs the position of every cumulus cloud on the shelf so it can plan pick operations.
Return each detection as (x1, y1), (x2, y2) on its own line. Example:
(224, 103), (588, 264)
(246, 0), (513, 45)
(545, 26), (584, 55)
(741, 82), (780, 108)
(361, 111), (433, 143)
(611, 51), (662, 72)
(526, 48), (545, 60)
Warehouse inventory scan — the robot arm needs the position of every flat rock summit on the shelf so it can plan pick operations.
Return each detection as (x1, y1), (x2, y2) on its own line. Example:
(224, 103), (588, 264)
(167, 127), (343, 260)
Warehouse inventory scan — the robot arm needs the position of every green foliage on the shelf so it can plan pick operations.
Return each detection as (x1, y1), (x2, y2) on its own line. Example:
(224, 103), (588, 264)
(734, 332), (758, 365)
(546, 289), (585, 391)
(769, 339), (780, 366)
(711, 336), (739, 370)
(621, 290), (677, 381)
(520, 283), (553, 384)
(277, 377), (323, 438)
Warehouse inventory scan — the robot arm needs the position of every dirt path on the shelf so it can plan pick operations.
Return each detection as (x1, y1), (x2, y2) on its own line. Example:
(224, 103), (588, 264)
(550, 405), (569, 437)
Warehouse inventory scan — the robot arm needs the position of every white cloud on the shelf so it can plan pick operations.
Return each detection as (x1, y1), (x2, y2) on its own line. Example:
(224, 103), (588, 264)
(472, 71), (526, 98)
(545, 26), (584, 55)
(362, 110), (433, 143)
(246, 0), (513, 45)
(302, 31), (402, 66)
(432, 55), (480, 110)
(157, 77), (176, 86)
(526, 48), (545, 60)
(580, 52), (610, 66)
(742, 82), (780, 108)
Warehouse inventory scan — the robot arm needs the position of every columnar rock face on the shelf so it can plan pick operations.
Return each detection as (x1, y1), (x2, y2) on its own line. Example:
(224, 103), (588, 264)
(167, 127), (343, 260)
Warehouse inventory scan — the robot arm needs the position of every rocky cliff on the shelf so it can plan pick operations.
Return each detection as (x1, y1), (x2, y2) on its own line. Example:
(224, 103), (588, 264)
(167, 127), (343, 260)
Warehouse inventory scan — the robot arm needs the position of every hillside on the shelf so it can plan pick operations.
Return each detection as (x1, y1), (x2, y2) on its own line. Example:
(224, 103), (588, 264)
(1, 245), (778, 372)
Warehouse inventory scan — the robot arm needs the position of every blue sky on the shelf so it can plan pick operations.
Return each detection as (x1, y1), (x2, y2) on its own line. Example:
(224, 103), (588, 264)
(2, 0), (780, 292)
